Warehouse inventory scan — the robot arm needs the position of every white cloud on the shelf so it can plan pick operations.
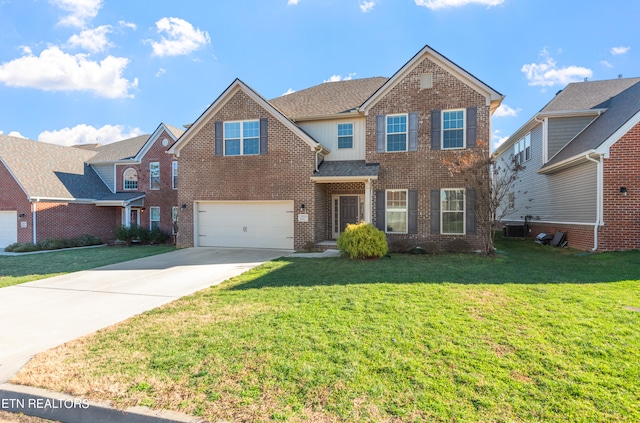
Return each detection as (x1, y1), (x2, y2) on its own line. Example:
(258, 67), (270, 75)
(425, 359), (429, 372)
(8, 131), (27, 139)
(600, 60), (613, 69)
(50, 0), (103, 27)
(155, 68), (166, 77)
(360, 1), (377, 12)
(67, 25), (112, 53)
(38, 124), (143, 146)
(611, 46), (630, 56)
(119, 20), (137, 30)
(0, 46), (138, 98)
(521, 50), (592, 87)
(494, 103), (519, 118)
(492, 129), (509, 150)
(149, 17), (211, 57)
(324, 72), (356, 83)
(282, 88), (295, 96)
(287, 0), (299, 4)
(415, 0), (504, 9)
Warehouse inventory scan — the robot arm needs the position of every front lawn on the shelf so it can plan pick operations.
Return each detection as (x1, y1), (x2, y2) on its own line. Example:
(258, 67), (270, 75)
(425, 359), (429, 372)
(0, 245), (176, 288)
(12, 239), (640, 422)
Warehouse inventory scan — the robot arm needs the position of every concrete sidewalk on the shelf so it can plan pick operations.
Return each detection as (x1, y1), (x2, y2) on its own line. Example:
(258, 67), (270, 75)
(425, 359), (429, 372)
(0, 247), (290, 384)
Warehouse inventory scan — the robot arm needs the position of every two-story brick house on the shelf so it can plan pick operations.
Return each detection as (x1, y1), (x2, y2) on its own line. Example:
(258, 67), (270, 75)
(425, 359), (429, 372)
(168, 45), (503, 251)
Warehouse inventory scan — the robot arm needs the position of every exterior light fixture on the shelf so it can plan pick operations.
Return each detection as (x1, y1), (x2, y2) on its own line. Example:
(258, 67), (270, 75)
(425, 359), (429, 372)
(620, 187), (628, 196)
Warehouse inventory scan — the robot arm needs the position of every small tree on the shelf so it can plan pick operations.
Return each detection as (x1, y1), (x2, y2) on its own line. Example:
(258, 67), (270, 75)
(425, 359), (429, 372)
(442, 140), (525, 255)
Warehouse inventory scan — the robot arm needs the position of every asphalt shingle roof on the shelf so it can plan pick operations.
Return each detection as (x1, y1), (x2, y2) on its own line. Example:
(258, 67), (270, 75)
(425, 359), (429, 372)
(0, 135), (112, 200)
(269, 77), (388, 120)
(87, 134), (151, 164)
(314, 160), (380, 178)
(541, 77), (640, 112)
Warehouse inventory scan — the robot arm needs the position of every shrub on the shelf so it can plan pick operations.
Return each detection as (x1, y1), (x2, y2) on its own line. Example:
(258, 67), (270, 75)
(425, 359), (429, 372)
(419, 242), (440, 255)
(74, 234), (102, 247)
(37, 238), (69, 250)
(4, 242), (39, 253)
(337, 222), (388, 259)
(115, 225), (134, 243)
(149, 227), (170, 244)
(444, 238), (471, 254)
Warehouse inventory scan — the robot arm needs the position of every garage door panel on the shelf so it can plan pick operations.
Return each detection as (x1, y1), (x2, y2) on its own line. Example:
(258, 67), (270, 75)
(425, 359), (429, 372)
(197, 201), (294, 249)
(0, 211), (18, 248)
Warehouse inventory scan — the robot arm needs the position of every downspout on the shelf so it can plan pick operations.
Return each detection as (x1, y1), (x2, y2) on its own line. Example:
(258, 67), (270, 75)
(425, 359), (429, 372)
(31, 201), (37, 244)
(585, 153), (603, 251)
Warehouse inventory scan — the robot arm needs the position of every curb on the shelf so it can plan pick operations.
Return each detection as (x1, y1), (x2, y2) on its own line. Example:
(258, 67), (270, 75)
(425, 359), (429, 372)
(0, 384), (206, 423)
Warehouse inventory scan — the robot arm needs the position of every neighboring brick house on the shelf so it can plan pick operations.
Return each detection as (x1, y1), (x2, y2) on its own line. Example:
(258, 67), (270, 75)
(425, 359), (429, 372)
(494, 78), (640, 251)
(168, 45), (504, 251)
(0, 123), (182, 248)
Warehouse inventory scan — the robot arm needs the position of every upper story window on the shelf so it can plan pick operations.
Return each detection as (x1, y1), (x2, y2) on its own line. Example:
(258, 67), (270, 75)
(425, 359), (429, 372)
(338, 123), (353, 149)
(514, 132), (531, 165)
(123, 168), (137, 190)
(150, 162), (160, 190)
(441, 188), (465, 235)
(224, 120), (259, 156)
(442, 109), (465, 149)
(386, 114), (407, 152)
(172, 161), (178, 190)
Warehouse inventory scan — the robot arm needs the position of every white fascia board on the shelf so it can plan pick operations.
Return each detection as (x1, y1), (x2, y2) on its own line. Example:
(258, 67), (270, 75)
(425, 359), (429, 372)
(0, 156), (30, 199)
(537, 150), (599, 174)
(310, 175), (378, 183)
(492, 117), (542, 158)
(136, 123), (176, 161)
(595, 109), (640, 157)
(29, 196), (96, 204)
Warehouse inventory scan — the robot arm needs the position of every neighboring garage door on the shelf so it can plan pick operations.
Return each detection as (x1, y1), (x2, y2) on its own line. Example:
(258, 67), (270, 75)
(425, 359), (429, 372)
(0, 211), (18, 248)
(197, 201), (294, 249)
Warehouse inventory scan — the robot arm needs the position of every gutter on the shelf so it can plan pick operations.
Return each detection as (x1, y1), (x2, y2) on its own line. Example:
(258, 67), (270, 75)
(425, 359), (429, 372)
(584, 152), (604, 251)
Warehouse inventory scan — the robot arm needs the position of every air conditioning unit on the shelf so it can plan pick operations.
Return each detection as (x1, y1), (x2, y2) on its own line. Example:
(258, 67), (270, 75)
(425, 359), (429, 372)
(503, 224), (525, 238)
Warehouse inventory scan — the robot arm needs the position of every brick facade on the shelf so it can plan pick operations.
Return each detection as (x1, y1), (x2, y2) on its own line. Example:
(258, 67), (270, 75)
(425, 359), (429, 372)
(33, 202), (118, 242)
(0, 160), (32, 243)
(115, 129), (178, 235)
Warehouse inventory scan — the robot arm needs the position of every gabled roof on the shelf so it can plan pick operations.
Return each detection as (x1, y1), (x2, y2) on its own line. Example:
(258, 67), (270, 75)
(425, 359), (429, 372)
(87, 134), (151, 164)
(168, 79), (329, 156)
(540, 78), (640, 113)
(310, 160), (379, 182)
(0, 134), (112, 201)
(360, 44), (504, 114)
(544, 80), (640, 168)
(268, 77), (388, 121)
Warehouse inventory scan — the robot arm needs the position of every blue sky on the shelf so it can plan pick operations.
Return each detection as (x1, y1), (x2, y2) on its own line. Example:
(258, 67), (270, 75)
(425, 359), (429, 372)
(0, 0), (637, 150)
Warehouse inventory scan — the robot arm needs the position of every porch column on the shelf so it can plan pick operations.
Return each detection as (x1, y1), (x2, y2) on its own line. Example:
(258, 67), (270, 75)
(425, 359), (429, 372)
(124, 205), (131, 227)
(364, 179), (372, 223)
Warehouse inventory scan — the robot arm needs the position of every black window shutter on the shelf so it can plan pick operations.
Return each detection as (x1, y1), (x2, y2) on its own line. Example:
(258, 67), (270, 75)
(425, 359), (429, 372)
(408, 189), (418, 234)
(466, 188), (477, 235)
(375, 190), (385, 231)
(466, 107), (477, 148)
(214, 121), (223, 156)
(431, 110), (441, 150)
(430, 189), (440, 234)
(260, 117), (268, 154)
(376, 115), (385, 153)
(408, 112), (418, 151)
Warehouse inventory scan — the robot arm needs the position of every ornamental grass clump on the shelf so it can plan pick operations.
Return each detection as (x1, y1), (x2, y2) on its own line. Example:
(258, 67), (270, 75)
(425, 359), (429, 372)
(337, 222), (388, 259)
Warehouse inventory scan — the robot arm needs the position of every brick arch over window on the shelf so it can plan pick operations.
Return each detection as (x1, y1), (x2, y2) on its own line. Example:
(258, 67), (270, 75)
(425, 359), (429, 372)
(123, 168), (138, 190)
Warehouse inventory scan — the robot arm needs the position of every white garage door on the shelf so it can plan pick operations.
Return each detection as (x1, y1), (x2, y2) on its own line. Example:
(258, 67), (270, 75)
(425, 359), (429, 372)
(0, 211), (18, 248)
(196, 201), (294, 249)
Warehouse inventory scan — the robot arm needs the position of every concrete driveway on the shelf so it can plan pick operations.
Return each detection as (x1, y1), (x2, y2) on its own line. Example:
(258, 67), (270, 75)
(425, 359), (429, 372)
(0, 247), (290, 383)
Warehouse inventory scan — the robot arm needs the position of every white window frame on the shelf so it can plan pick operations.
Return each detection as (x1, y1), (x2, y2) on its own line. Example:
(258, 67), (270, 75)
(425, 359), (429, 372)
(149, 162), (160, 190)
(385, 189), (408, 234)
(514, 132), (532, 165)
(386, 114), (408, 152)
(172, 161), (178, 190)
(223, 120), (260, 156)
(442, 109), (466, 150)
(171, 206), (179, 235)
(123, 168), (138, 190)
(337, 123), (354, 149)
(150, 206), (160, 230)
(441, 188), (465, 235)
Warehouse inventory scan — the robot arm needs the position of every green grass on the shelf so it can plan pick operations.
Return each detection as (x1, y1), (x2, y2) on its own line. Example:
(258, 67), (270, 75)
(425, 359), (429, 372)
(0, 245), (176, 288)
(14, 239), (640, 422)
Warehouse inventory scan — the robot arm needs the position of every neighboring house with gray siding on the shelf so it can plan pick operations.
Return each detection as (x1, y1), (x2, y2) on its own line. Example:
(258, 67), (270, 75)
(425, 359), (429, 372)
(494, 77), (640, 251)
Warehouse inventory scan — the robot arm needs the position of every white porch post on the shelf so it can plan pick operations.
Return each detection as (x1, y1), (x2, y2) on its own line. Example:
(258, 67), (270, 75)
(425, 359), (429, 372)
(124, 205), (131, 227)
(364, 179), (372, 223)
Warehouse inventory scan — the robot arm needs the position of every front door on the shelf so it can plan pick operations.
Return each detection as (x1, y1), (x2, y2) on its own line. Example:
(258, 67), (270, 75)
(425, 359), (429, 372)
(130, 209), (140, 226)
(340, 196), (359, 231)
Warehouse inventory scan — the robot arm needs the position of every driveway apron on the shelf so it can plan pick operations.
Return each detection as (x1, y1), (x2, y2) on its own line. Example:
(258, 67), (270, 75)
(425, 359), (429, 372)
(0, 247), (289, 383)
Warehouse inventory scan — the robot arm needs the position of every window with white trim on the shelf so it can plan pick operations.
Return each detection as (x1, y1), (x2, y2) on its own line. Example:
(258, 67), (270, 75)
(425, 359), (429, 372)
(123, 168), (137, 190)
(172, 161), (178, 190)
(386, 114), (407, 152)
(442, 109), (465, 149)
(386, 189), (408, 233)
(149, 162), (160, 190)
(441, 189), (465, 234)
(224, 120), (259, 156)
(338, 123), (353, 149)
(150, 206), (160, 230)
(514, 132), (531, 165)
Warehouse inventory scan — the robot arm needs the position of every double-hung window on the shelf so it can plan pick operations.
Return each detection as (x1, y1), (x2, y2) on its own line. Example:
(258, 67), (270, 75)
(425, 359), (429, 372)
(386, 114), (407, 152)
(149, 162), (160, 190)
(224, 120), (260, 156)
(441, 189), (465, 234)
(386, 190), (408, 233)
(150, 206), (160, 230)
(338, 123), (353, 149)
(172, 161), (178, 190)
(442, 110), (465, 149)
(514, 132), (531, 165)
(123, 168), (137, 190)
